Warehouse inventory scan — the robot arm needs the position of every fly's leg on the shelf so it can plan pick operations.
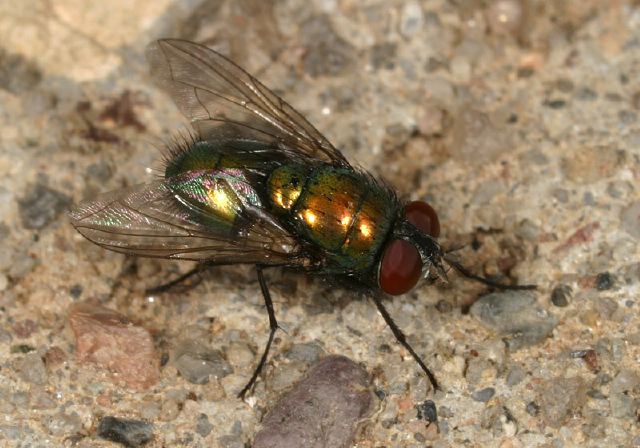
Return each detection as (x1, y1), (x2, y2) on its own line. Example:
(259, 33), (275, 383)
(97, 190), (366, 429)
(372, 292), (440, 392)
(145, 261), (220, 295)
(238, 265), (279, 399)
(444, 258), (536, 291)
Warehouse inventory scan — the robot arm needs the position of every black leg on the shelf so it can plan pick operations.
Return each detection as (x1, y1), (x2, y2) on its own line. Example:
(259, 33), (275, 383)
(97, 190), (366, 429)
(145, 261), (228, 295)
(238, 265), (279, 399)
(145, 266), (203, 295)
(372, 292), (440, 392)
(443, 258), (537, 291)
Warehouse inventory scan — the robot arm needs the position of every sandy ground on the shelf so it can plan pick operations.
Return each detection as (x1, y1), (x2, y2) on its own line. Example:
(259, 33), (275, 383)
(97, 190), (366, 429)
(0, 1), (638, 447)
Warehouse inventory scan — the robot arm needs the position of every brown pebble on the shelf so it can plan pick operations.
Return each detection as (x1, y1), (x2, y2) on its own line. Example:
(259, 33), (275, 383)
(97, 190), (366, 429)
(43, 346), (67, 366)
(13, 319), (37, 338)
(68, 302), (160, 390)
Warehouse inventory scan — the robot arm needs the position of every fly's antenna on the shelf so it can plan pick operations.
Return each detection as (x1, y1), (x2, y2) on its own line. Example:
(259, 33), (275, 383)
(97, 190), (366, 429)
(442, 255), (536, 290)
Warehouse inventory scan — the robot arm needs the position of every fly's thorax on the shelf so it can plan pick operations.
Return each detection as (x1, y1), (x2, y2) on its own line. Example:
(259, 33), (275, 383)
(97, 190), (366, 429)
(271, 165), (397, 271)
(268, 164), (308, 212)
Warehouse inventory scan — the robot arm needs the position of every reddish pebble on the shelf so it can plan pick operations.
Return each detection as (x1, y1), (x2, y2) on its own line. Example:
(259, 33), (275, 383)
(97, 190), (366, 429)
(253, 355), (375, 448)
(43, 346), (67, 367)
(68, 303), (160, 390)
(13, 319), (37, 338)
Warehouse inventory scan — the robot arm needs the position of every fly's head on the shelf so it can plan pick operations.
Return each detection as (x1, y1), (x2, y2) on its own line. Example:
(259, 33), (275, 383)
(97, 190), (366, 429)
(377, 201), (445, 296)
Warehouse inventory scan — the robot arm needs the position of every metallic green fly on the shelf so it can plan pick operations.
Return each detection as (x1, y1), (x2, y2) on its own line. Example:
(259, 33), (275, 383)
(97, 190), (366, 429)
(70, 39), (534, 398)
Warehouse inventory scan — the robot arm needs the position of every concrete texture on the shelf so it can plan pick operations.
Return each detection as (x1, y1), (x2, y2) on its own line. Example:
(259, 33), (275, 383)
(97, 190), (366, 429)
(0, 1), (638, 447)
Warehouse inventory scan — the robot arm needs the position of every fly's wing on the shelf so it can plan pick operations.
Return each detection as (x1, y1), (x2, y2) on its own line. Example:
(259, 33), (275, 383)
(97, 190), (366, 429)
(146, 39), (349, 166)
(69, 176), (302, 264)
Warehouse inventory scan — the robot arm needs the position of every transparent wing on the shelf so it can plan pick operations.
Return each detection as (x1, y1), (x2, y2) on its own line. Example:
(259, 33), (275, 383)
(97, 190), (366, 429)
(69, 179), (301, 264)
(146, 38), (349, 166)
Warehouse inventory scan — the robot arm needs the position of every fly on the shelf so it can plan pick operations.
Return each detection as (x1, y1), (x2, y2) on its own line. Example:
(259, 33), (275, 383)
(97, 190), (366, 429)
(70, 39), (535, 399)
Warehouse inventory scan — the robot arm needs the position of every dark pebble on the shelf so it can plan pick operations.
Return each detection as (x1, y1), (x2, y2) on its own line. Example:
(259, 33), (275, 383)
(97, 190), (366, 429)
(195, 413), (213, 437)
(550, 284), (572, 307)
(11, 344), (35, 354)
(525, 401), (540, 416)
(472, 387), (495, 402)
(415, 400), (437, 423)
(595, 272), (615, 291)
(545, 99), (567, 109)
(587, 389), (607, 400)
(97, 416), (154, 447)
(69, 284), (83, 299)
(18, 184), (71, 230)
(0, 48), (42, 93)
(253, 355), (374, 448)
(414, 432), (426, 442)
(370, 42), (397, 70)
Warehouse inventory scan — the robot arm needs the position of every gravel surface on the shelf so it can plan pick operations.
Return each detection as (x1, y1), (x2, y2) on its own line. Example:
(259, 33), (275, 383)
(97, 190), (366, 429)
(0, 1), (638, 447)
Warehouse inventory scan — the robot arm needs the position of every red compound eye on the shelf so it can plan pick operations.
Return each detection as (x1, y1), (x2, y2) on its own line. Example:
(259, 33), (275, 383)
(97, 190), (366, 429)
(379, 239), (422, 296)
(405, 200), (440, 238)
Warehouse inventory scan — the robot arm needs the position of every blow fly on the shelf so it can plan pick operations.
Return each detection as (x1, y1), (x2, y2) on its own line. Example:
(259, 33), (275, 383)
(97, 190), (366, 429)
(70, 39), (534, 398)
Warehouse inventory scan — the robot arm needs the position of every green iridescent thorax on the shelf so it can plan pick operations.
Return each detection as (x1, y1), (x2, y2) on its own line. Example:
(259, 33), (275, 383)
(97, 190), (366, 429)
(268, 165), (397, 272)
(268, 165), (308, 211)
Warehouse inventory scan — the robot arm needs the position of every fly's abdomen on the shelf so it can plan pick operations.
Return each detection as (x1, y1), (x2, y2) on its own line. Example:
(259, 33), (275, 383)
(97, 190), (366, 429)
(268, 165), (397, 271)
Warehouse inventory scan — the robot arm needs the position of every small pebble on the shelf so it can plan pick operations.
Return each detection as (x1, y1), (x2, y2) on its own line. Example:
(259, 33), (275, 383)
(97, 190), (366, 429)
(46, 412), (82, 437)
(610, 369), (639, 394)
(68, 303), (160, 389)
(97, 416), (154, 447)
(17, 352), (47, 385)
(18, 183), (71, 230)
(506, 366), (525, 387)
(620, 201), (640, 239)
(472, 387), (496, 402)
(470, 291), (558, 350)
(284, 342), (324, 363)
(526, 401), (540, 416)
(11, 344), (35, 354)
(69, 284), (83, 299)
(195, 414), (213, 437)
(539, 377), (587, 428)
(253, 355), (374, 448)
(595, 272), (614, 291)
(160, 399), (180, 422)
(43, 346), (67, 367)
(415, 400), (438, 423)
(609, 392), (636, 419)
(172, 339), (232, 385)
(550, 284), (572, 307)
(0, 48), (42, 93)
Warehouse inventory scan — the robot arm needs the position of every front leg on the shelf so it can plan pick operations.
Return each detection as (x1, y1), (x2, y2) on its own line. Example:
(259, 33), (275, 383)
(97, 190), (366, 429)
(372, 292), (440, 392)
